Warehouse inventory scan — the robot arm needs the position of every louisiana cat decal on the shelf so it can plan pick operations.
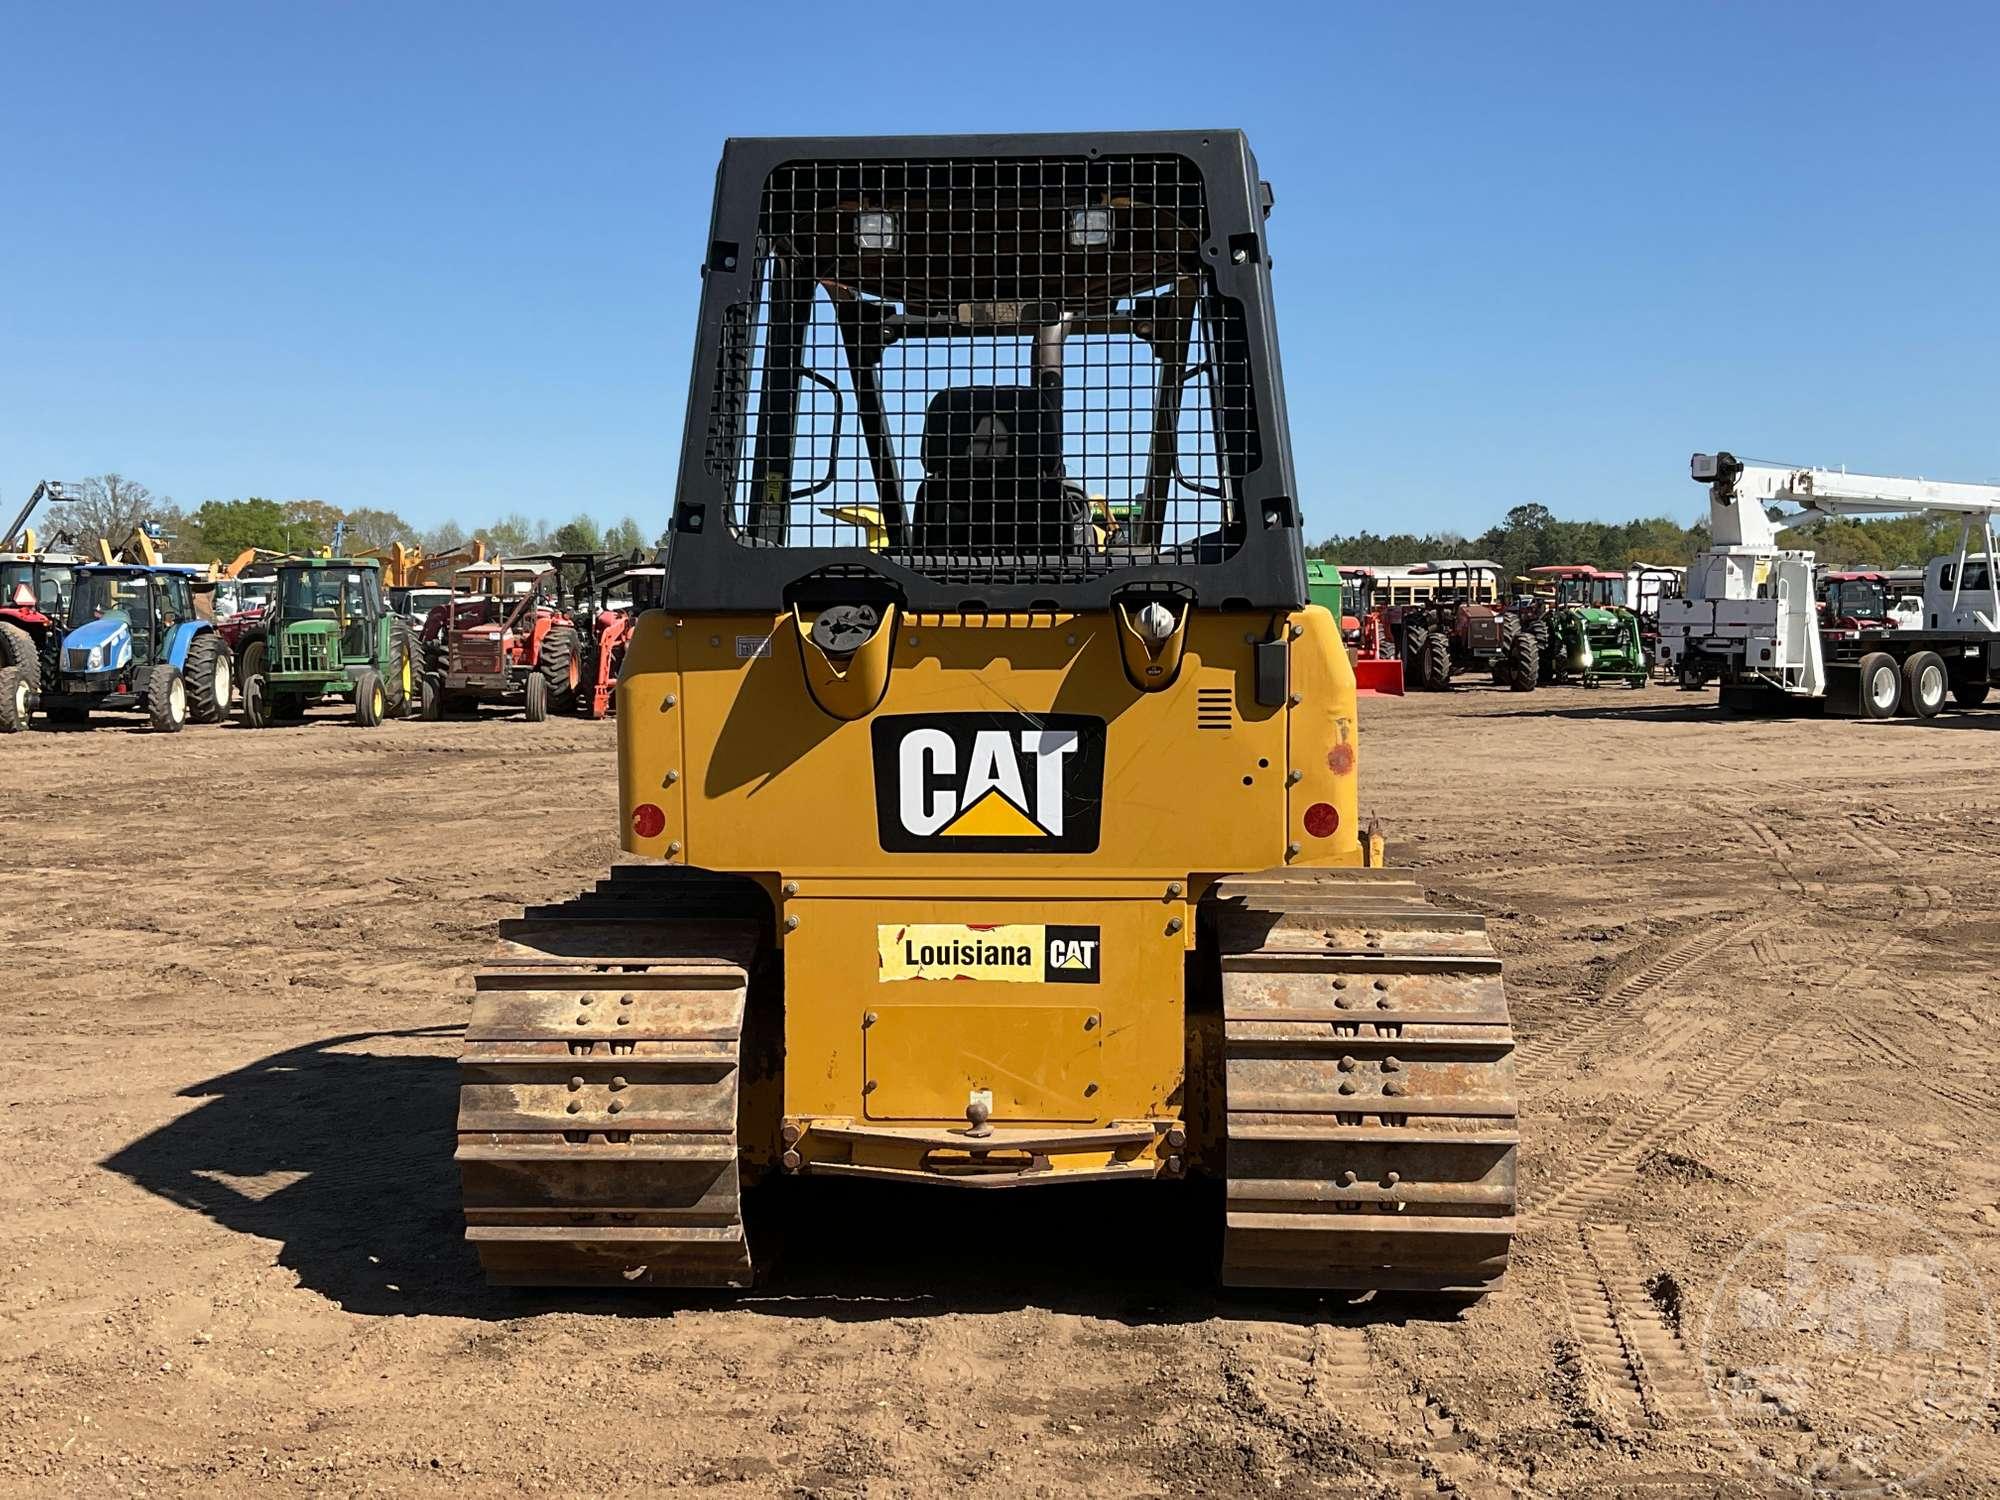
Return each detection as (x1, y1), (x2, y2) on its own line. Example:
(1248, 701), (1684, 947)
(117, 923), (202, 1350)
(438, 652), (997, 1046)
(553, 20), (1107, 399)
(877, 923), (1102, 984)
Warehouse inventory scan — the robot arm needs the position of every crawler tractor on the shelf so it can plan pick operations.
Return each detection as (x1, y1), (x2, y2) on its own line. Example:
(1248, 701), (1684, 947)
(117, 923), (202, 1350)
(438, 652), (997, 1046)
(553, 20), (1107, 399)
(236, 557), (413, 727)
(456, 133), (1519, 1296)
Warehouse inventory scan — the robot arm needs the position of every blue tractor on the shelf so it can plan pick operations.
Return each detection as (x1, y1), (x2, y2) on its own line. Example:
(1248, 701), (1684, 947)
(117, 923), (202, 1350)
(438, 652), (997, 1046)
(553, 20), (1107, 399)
(18, 564), (234, 732)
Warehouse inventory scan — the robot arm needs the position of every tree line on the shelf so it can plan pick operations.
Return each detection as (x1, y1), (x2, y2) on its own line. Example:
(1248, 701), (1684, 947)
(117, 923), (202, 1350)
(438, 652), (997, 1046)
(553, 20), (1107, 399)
(22, 477), (1973, 576)
(21, 474), (656, 565)
(1311, 502), (1974, 575)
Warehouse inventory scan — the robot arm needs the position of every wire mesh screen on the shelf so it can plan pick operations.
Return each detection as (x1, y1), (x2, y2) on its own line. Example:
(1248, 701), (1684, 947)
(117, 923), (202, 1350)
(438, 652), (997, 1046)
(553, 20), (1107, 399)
(707, 155), (1253, 584)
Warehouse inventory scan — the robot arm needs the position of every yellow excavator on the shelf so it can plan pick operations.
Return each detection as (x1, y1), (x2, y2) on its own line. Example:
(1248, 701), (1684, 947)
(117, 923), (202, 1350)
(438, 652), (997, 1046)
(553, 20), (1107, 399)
(97, 525), (168, 566)
(361, 539), (488, 589)
(456, 132), (1518, 1294)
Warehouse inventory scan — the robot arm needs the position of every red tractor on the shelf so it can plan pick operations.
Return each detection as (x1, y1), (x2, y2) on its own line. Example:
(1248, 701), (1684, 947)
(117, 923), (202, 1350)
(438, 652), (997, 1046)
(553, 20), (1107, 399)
(0, 550), (84, 709)
(419, 557), (587, 721)
(1819, 569), (1900, 632)
(1397, 560), (1537, 692)
(1336, 565), (1406, 695)
(572, 559), (661, 719)
(0, 480), (86, 708)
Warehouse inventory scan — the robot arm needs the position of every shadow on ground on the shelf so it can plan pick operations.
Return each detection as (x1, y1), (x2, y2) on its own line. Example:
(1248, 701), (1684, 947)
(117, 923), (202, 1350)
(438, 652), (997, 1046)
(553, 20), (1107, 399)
(101, 1026), (495, 1317)
(103, 1028), (1470, 1329)
(1486, 698), (1723, 724)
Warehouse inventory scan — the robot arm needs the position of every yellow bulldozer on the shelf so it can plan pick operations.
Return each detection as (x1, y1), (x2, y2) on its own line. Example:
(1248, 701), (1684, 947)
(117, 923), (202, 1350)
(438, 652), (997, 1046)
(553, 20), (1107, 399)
(457, 132), (1518, 1295)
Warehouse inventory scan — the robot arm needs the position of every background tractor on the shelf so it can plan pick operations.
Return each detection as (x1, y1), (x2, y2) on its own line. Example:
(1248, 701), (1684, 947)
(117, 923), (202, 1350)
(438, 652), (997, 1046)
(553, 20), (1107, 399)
(18, 564), (232, 732)
(418, 557), (586, 721)
(0, 548), (85, 713)
(1818, 568), (1922, 633)
(570, 555), (657, 719)
(1623, 563), (1686, 677)
(454, 131), (1519, 1301)
(1399, 560), (1536, 691)
(0, 480), (87, 710)
(1527, 565), (1647, 687)
(1334, 565), (1405, 694)
(235, 557), (413, 727)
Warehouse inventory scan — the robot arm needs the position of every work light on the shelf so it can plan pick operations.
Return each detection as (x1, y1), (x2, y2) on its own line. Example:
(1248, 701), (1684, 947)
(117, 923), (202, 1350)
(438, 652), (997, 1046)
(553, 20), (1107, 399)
(1068, 207), (1111, 246)
(854, 211), (897, 251)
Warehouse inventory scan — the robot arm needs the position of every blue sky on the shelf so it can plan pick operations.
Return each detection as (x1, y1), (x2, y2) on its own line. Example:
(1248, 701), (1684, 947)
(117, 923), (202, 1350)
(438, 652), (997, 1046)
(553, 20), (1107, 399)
(4, 1), (1996, 542)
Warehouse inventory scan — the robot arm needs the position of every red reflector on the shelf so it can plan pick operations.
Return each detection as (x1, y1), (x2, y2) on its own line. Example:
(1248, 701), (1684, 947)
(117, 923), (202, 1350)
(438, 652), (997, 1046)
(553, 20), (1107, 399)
(1303, 802), (1340, 838)
(631, 803), (666, 839)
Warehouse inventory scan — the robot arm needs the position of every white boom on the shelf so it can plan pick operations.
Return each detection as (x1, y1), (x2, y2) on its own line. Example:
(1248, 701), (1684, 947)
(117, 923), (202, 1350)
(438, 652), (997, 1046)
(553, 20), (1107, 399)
(1701, 457), (2000, 521)
(1662, 451), (2000, 708)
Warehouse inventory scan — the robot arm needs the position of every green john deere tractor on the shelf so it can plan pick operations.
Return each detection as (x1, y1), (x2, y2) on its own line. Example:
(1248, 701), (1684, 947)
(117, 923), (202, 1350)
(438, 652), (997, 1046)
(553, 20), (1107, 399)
(233, 557), (416, 727)
(1528, 566), (1647, 688)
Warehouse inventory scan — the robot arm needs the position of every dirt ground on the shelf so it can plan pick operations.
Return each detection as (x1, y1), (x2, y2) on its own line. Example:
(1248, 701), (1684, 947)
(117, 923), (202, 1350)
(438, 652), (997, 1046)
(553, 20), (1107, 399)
(2, 685), (1996, 1498)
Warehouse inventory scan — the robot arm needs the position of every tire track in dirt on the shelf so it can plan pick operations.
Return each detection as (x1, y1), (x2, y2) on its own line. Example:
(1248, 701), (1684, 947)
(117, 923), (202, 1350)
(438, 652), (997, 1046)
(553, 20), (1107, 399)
(1535, 1021), (1786, 1223)
(1743, 818), (1824, 897)
(1842, 815), (1899, 863)
(1521, 915), (1782, 1083)
(1226, 1322), (1542, 1497)
(1559, 1225), (1797, 1442)
(1432, 853), (1664, 888)
(1545, 875), (1963, 1481)
(1921, 1078), (2000, 1130)
(1536, 907), (1926, 1222)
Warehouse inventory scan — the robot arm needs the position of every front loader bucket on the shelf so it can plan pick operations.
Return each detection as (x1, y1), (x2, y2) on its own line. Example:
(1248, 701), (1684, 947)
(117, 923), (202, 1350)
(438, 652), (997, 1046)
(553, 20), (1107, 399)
(1354, 658), (1405, 696)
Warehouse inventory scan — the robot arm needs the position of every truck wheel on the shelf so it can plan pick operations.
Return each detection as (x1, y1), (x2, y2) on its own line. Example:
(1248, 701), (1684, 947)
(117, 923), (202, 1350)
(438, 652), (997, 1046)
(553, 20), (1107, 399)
(1402, 626), (1430, 690)
(540, 627), (580, 713)
(1858, 652), (1900, 719)
(0, 666), (26, 732)
(354, 667), (386, 727)
(0, 622), (41, 697)
(183, 631), (232, 724)
(420, 671), (444, 722)
(1423, 630), (1451, 691)
(1952, 682), (1989, 709)
(1901, 651), (1947, 719)
(524, 670), (549, 722)
(147, 664), (187, 733)
(1507, 632), (1538, 692)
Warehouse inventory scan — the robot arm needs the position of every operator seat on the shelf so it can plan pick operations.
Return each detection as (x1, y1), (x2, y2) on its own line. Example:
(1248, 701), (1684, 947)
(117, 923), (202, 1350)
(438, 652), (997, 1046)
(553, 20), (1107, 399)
(909, 385), (1086, 557)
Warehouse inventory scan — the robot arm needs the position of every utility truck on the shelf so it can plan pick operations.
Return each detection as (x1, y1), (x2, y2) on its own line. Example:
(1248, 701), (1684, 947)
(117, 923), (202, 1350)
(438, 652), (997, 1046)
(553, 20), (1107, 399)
(1660, 452), (1999, 716)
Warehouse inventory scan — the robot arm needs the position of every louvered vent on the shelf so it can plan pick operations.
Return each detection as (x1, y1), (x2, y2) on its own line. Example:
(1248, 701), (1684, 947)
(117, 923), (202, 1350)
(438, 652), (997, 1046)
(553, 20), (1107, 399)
(1196, 686), (1234, 730)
